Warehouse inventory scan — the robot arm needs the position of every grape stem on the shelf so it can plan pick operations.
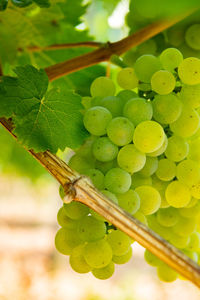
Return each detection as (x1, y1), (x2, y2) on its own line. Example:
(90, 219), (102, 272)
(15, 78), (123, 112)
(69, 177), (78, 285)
(1, 116), (200, 287)
(45, 10), (195, 81)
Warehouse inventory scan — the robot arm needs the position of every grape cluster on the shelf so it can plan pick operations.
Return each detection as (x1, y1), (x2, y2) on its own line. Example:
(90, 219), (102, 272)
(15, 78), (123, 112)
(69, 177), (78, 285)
(55, 48), (200, 282)
(124, 9), (200, 66)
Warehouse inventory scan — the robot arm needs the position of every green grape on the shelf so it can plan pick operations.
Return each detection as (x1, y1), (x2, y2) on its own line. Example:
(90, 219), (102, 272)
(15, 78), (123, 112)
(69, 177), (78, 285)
(138, 156), (158, 177)
(176, 159), (200, 187)
(183, 250), (198, 263)
(104, 168), (132, 194)
(57, 207), (77, 229)
(147, 214), (171, 240)
(100, 96), (123, 117)
(117, 189), (140, 214)
(95, 159), (116, 174)
(78, 215), (106, 242)
(165, 135), (189, 162)
(170, 105), (200, 138)
(134, 55), (162, 83)
(151, 70), (176, 95)
(83, 106), (112, 136)
(55, 228), (81, 255)
(69, 244), (91, 273)
(107, 229), (132, 256)
(135, 185), (161, 215)
(107, 117), (135, 146)
(92, 137), (118, 162)
(178, 57), (200, 85)
(179, 84), (200, 108)
(144, 250), (162, 267)
(159, 48), (183, 72)
(117, 90), (138, 106)
(92, 262), (115, 279)
(152, 94), (182, 124)
(117, 144), (146, 174)
(84, 168), (104, 190)
(165, 181), (191, 208)
(112, 247), (132, 264)
(185, 24), (200, 50)
(137, 39), (157, 56)
(63, 201), (89, 220)
(156, 158), (176, 181)
(172, 217), (197, 237)
(123, 98), (153, 126)
(179, 201), (200, 218)
(82, 96), (92, 109)
(131, 173), (152, 189)
(170, 233), (190, 249)
(147, 135), (168, 157)
(133, 121), (165, 153)
(187, 232), (200, 251)
(133, 211), (148, 225)
(156, 207), (179, 227)
(167, 26), (185, 47)
(68, 154), (95, 174)
(90, 77), (116, 97)
(83, 239), (113, 268)
(117, 67), (138, 89)
(152, 175), (169, 208)
(188, 138), (200, 161)
(157, 263), (178, 282)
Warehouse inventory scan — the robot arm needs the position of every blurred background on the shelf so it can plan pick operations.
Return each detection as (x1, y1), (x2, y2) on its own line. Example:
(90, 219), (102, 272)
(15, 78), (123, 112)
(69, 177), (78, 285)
(1, 0), (200, 299)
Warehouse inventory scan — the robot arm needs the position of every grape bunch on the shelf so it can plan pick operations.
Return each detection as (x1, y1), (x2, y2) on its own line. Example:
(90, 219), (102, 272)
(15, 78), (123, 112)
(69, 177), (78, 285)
(55, 47), (200, 282)
(124, 9), (200, 66)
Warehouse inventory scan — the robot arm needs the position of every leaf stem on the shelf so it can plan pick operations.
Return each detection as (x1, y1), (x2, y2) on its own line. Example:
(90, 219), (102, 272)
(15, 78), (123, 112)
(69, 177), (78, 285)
(1, 116), (200, 288)
(25, 41), (103, 52)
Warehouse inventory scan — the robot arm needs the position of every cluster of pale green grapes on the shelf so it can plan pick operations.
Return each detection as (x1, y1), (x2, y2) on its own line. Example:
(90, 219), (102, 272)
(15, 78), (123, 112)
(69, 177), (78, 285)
(55, 47), (200, 282)
(125, 9), (200, 66)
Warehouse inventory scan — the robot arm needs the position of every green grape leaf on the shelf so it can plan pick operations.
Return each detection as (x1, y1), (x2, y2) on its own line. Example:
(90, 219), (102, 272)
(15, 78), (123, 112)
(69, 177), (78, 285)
(58, 0), (87, 26)
(0, 65), (88, 153)
(32, 0), (50, 8)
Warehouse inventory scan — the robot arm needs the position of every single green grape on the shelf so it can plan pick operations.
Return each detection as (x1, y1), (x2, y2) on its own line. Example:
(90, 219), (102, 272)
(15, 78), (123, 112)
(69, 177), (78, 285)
(151, 70), (176, 95)
(84, 168), (105, 190)
(144, 250), (162, 267)
(138, 156), (158, 177)
(159, 48), (183, 72)
(112, 247), (132, 264)
(100, 96), (123, 117)
(83, 239), (113, 268)
(133, 120), (165, 153)
(176, 159), (200, 187)
(123, 97), (153, 126)
(117, 67), (138, 89)
(157, 263), (178, 282)
(57, 206), (77, 229)
(63, 201), (89, 220)
(185, 24), (200, 50)
(92, 262), (115, 279)
(179, 84), (200, 108)
(107, 117), (135, 146)
(135, 185), (161, 215)
(156, 158), (176, 181)
(104, 168), (132, 194)
(77, 215), (106, 242)
(165, 181), (191, 208)
(172, 217), (197, 237)
(83, 106), (112, 136)
(107, 229), (132, 256)
(152, 94), (182, 124)
(92, 137), (118, 162)
(178, 57), (200, 85)
(117, 189), (140, 214)
(156, 207), (179, 227)
(165, 135), (189, 162)
(90, 77), (116, 97)
(117, 144), (146, 174)
(134, 54), (162, 83)
(69, 244), (91, 273)
(169, 233), (190, 249)
(55, 228), (81, 255)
